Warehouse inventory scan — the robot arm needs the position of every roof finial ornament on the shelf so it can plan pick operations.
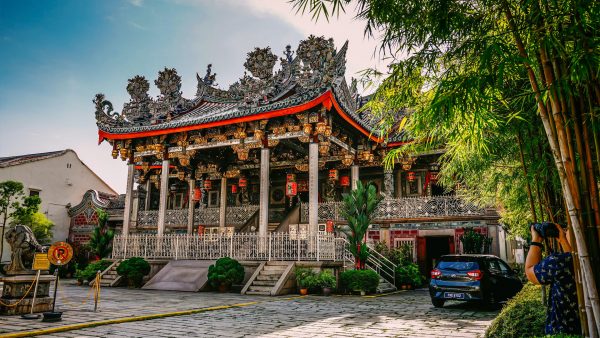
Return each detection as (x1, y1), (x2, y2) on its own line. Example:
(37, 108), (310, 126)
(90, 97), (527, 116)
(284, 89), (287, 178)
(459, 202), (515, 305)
(283, 45), (294, 64)
(203, 64), (217, 86)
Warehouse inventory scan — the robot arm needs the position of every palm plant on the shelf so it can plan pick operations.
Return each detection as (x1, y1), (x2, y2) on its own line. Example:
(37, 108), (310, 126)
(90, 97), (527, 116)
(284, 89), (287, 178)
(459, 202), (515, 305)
(340, 181), (380, 270)
(89, 208), (114, 258)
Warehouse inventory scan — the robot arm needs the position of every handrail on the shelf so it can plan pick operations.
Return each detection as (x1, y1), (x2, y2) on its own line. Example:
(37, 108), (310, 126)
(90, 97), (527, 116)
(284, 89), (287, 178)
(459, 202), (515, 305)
(238, 209), (260, 233)
(341, 238), (397, 287)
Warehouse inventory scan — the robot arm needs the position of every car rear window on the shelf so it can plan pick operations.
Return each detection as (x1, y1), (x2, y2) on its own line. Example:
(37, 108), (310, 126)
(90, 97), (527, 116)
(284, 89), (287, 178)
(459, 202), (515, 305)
(437, 258), (480, 271)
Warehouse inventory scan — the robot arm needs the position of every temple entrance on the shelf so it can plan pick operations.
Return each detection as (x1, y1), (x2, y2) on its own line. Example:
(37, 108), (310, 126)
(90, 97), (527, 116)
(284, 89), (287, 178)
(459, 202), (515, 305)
(425, 236), (452, 275)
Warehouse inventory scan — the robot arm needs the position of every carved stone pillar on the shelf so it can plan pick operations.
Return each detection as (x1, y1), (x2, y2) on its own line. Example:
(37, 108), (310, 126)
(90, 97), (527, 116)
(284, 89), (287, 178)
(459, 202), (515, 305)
(383, 168), (394, 198)
(309, 142), (319, 234)
(219, 177), (227, 228)
(122, 163), (135, 236)
(187, 179), (195, 234)
(351, 165), (359, 190)
(259, 147), (270, 238)
(157, 159), (170, 236)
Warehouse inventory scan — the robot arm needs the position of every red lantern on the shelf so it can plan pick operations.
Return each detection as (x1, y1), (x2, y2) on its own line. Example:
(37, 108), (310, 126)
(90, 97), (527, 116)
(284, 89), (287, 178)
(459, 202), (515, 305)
(286, 173), (296, 182)
(193, 187), (202, 201)
(339, 176), (350, 187)
(231, 184), (238, 194)
(326, 220), (334, 233)
(238, 177), (247, 187)
(328, 169), (338, 180)
(407, 171), (416, 182)
(197, 225), (205, 235)
(286, 182), (298, 196)
(203, 179), (212, 190)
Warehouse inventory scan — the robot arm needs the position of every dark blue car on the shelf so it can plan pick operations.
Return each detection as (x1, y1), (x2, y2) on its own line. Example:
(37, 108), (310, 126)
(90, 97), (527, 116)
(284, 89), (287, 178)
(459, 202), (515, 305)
(429, 254), (522, 308)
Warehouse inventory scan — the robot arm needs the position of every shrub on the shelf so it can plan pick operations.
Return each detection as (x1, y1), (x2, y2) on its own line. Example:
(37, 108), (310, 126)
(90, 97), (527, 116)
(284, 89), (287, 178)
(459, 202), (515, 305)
(207, 257), (245, 289)
(339, 269), (379, 294)
(295, 267), (317, 289)
(317, 271), (337, 289)
(484, 283), (545, 338)
(116, 257), (151, 288)
(395, 263), (425, 287)
(75, 259), (112, 283)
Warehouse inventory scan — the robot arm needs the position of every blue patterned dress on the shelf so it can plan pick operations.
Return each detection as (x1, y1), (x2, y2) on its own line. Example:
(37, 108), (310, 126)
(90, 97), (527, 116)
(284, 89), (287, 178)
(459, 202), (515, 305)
(534, 253), (581, 335)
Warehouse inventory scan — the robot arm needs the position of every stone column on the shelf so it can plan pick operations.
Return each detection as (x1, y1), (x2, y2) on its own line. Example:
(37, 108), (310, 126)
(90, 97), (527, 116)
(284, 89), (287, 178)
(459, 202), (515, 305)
(122, 163), (135, 236)
(258, 148), (270, 238)
(219, 177), (227, 228)
(157, 159), (170, 236)
(351, 165), (359, 190)
(144, 180), (151, 211)
(187, 179), (195, 234)
(309, 142), (319, 234)
(383, 168), (395, 198)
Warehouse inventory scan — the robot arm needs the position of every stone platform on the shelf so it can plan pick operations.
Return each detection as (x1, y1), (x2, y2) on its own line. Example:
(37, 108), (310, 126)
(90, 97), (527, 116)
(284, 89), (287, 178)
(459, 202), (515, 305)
(0, 274), (56, 315)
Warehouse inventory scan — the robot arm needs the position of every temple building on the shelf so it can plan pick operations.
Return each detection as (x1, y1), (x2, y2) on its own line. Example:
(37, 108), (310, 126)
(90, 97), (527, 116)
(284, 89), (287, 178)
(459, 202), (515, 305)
(93, 36), (501, 276)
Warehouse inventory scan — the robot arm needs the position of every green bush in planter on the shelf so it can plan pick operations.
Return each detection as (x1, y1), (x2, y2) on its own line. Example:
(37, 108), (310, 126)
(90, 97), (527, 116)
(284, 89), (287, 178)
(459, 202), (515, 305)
(116, 257), (151, 288)
(295, 267), (317, 289)
(339, 269), (379, 294)
(395, 263), (424, 287)
(484, 283), (545, 338)
(207, 257), (245, 289)
(75, 259), (112, 283)
(318, 271), (337, 289)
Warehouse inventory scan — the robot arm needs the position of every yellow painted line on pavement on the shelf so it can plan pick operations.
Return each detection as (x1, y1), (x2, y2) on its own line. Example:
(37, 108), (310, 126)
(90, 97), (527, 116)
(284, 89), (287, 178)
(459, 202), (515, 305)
(0, 296), (304, 338)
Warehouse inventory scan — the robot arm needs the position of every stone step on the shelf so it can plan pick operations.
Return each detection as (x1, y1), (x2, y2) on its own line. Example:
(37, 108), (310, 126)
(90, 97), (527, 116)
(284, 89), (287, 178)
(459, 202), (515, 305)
(245, 290), (270, 296)
(248, 286), (273, 292)
(102, 275), (117, 280)
(262, 265), (287, 272)
(255, 274), (279, 281)
(265, 261), (291, 266)
(252, 280), (277, 287)
(259, 270), (285, 276)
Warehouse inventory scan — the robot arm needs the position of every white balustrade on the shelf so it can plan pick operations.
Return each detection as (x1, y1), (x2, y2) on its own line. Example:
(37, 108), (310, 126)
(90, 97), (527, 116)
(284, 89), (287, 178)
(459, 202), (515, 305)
(112, 232), (346, 262)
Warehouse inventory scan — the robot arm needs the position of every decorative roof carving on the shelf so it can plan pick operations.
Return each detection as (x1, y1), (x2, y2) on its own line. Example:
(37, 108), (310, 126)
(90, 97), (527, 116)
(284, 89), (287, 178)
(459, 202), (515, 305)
(123, 76), (151, 122)
(297, 35), (335, 71)
(244, 47), (278, 80)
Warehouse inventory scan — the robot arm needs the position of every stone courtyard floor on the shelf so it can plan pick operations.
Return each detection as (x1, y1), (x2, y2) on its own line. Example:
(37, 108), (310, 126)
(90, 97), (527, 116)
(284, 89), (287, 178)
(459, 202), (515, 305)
(0, 280), (499, 337)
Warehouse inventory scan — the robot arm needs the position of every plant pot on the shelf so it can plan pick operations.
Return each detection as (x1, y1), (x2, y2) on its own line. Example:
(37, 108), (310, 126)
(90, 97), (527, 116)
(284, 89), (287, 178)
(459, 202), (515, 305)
(401, 284), (408, 290)
(218, 284), (230, 293)
(322, 287), (332, 296)
(299, 288), (308, 295)
(360, 290), (366, 296)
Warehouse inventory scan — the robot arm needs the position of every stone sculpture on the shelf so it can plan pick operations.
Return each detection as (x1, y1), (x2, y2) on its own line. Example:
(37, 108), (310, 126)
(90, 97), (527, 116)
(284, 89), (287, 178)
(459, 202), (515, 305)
(4, 225), (44, 275)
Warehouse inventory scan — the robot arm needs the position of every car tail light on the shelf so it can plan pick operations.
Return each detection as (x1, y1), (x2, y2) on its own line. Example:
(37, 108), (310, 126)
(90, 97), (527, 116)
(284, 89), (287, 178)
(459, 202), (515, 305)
(467, 269), (483, 280)
(431, 268), (442, 279)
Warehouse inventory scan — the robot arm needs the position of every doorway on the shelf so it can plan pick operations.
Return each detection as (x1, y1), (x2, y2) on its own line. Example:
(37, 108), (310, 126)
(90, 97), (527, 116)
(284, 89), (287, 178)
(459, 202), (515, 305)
(425, 236), (452, 274)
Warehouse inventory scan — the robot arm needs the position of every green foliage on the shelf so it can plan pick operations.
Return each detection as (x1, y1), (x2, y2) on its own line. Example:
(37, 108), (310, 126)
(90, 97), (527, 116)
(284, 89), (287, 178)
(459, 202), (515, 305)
(88, 208), (114, 258)
(75, 259), (112, 283)
(374, 241), (414, 266)
(484, 283), (546, 338)
(340, 181), (380, 269)
(295, 267), (317, 288)
(395, 263), (424, 287)
(339, 269), (379, 294)
(116, 257), (151, 288)
(460, 228), (493, 254)
(207, 257), (245, 288)
(26, 213), (54, 244)
(0, 181), (25, 223)
(317, 270), (337, 289)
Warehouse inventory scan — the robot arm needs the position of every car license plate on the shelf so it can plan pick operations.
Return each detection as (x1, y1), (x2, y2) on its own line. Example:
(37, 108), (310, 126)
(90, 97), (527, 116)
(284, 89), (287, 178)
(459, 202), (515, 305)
(444, 292), (465, 299)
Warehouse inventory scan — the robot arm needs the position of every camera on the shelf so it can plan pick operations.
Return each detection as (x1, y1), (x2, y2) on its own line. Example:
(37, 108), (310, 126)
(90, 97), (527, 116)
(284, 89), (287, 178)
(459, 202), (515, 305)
(532, 222), (565, 238)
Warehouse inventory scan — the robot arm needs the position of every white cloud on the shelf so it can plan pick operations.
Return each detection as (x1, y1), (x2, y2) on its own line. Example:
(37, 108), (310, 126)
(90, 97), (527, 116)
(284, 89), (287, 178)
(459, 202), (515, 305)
(128, 0), (144, 7)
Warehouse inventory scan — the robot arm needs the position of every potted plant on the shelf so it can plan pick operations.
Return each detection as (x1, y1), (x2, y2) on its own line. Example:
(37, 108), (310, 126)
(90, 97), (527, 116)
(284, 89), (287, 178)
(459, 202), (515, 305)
(207, 257), (245, 292)
(116, 257), (151, 288)
(295, 267), (317, 295)
(340, 269), (379, 295)
(318, 271), (336, 296)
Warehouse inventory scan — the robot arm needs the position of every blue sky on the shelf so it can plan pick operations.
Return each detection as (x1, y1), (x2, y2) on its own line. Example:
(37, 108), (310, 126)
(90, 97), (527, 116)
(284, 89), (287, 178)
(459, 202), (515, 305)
(0, 0), (384, 193)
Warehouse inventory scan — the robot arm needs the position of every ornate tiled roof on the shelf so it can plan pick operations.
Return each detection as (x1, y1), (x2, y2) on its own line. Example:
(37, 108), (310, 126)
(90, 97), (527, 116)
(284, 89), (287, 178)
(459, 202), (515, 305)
(0, 150), (70, 168)
(93, 36), (407, 144)
(68, 190), (121, 217)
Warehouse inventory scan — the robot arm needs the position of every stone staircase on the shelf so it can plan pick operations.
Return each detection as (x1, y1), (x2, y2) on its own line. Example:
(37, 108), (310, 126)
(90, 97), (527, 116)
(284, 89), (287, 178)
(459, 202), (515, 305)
(377, 277), (397, 294)
(91, 260), (122, 287)
(242, 261), (294, 296)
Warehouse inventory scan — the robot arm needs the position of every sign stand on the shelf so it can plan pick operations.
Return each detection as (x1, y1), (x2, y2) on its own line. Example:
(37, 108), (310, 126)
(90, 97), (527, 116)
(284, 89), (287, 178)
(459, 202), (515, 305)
(20, 270), (41, 320)
(42, 242), (74, 323)
(21, 252), (49, 320)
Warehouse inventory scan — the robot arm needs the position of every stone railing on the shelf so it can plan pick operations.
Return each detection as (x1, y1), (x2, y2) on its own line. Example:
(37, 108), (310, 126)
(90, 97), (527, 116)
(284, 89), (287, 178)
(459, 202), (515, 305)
(136, 205), (259, 228)
(112, 232), (346, 262)
(300, 196), (486, 223)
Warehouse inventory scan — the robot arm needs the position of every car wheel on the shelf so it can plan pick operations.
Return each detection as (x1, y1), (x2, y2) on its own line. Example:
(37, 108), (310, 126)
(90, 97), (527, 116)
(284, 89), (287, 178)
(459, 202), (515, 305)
(431, 298), (445, 308)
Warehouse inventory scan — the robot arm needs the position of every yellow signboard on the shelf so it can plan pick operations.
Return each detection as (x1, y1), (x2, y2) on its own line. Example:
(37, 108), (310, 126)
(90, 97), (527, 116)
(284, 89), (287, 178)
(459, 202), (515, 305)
(48, 242), (74, 266)
(32, 253), (50, 270)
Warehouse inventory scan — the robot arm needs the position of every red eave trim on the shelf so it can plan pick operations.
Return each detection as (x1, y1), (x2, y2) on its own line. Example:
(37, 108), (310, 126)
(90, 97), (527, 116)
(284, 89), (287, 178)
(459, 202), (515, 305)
(387, 141), (412, 148)
(134, 165), (175, 170)
(99, 91), (335, 143)
(328, 95), (382, 143)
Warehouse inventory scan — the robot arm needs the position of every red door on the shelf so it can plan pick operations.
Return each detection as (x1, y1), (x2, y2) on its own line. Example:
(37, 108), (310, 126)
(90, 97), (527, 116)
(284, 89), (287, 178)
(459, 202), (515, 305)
(417, 236), (427, 275)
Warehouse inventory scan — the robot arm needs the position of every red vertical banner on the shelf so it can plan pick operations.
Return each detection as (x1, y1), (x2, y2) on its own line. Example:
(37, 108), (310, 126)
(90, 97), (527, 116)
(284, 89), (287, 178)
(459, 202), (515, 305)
(417, 236), (427, 274)
(449, 236), (456, 254)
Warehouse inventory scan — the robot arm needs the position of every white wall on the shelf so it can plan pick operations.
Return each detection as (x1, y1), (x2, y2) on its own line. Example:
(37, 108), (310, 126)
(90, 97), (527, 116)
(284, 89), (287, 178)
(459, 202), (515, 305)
(0, 150), (116, 262)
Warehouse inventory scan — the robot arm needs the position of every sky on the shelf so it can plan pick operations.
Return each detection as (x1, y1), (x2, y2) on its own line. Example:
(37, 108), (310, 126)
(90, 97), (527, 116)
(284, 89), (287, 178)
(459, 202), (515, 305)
(0, 0), (386, 193)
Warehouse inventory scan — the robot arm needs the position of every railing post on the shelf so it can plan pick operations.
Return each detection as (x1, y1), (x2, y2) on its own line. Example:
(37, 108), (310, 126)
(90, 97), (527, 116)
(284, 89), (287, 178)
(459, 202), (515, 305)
(316, 232), (320, 262)
(124, 235), (128, 259)
(175, 236), (179, 260)
(219, 233), (223, 258)
(229, 233), (233, 258)
(268, 232), (272, 261)
(297, 231), (300, 261)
